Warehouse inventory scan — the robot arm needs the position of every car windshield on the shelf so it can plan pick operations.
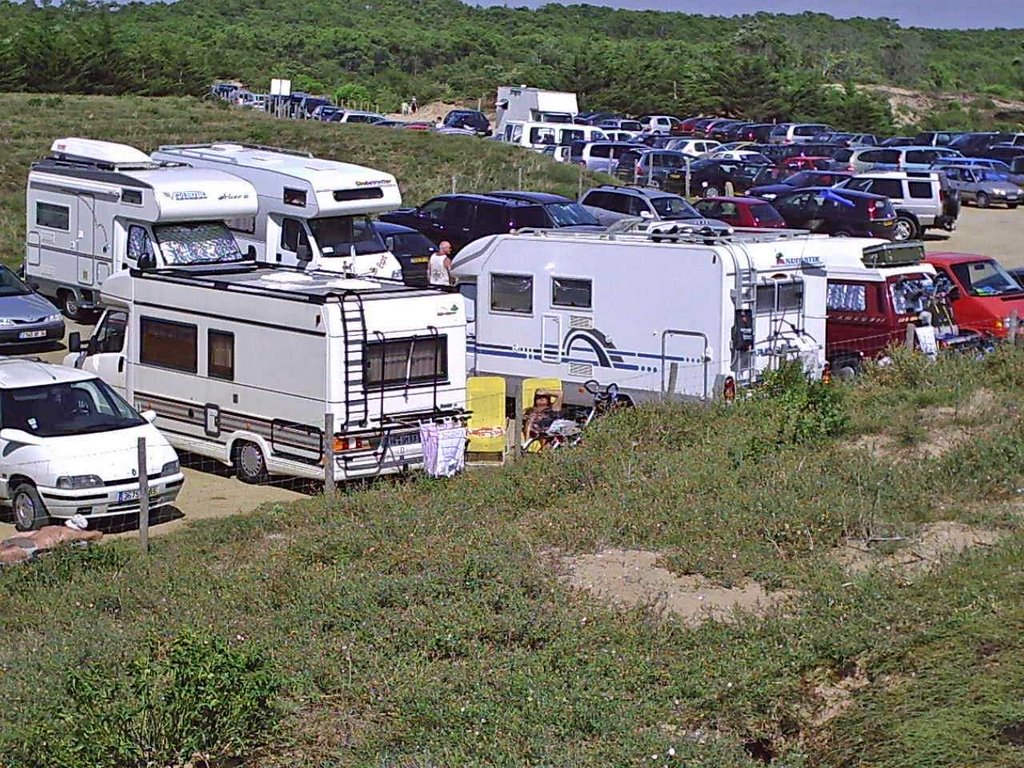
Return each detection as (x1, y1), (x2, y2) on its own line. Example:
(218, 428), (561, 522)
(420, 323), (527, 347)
(651, 196), (700, 219)
(543, 202), (599, 226)
(785, 171), (816, 186)
(153, 222), (244, 266)
(750, 203), (785, 225)
(951, 260), (1023, 296)
(1, 378), (145, 438)
(310, 215), (386, 256)
(0, 266), (32, 297)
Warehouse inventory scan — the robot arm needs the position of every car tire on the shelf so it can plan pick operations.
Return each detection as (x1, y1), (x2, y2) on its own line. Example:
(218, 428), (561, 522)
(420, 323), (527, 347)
(1009, 203), (1019, 210)
(976, 192), (990, 209)
(893, 214), (918, 242)
(233, 441), (269, 484)
(833, 230), (852, 237)
(12, 482), (49, 532)
(703, 186), (720, 198)
(59, 291), (85, 322)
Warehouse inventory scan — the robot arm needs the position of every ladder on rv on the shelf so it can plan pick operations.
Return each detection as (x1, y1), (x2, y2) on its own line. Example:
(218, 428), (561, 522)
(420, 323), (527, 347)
(726, 243), (760, 387)
(340, 292), (369, 428)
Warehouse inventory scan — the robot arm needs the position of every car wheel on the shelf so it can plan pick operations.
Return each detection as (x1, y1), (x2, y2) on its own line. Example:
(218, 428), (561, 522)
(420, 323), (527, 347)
(703, 185), (720, 198)
(833, 230), (852, 237)
(1009, 203), (1019, 210)
(12, 483), (49, 532)
(59, 291), (85, 322)
(976, 192), (990, 209)
(234, 441), (269, 484)
(893, 214), (918, 242)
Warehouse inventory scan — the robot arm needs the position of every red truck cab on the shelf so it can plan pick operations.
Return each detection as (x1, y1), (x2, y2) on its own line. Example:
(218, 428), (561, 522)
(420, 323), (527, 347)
(925, 253), (1024, 339)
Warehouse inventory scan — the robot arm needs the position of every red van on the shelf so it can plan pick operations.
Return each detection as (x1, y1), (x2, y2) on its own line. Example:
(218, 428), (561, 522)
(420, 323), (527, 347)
(925, 253), (1024, 339)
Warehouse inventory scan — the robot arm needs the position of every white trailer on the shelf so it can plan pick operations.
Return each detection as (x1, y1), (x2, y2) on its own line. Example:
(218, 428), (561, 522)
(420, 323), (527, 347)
(451, 226), (831, 407)
(151, 143), (404, 279)
(25, 138), (258, 319)
(495, 86), (579, 136)
(63, 265), (467, 483)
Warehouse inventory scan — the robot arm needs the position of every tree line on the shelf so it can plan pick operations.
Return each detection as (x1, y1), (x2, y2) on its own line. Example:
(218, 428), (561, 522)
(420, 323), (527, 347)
(2, 0), (1023, 132)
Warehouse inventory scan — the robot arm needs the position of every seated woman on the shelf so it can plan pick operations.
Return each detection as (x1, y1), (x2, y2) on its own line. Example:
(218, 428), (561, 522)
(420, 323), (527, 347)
(523, 390), (561, 440)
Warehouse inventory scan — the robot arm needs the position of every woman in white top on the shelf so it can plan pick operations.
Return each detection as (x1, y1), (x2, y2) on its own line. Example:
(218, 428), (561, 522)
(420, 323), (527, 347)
(428, 241), (453, 287)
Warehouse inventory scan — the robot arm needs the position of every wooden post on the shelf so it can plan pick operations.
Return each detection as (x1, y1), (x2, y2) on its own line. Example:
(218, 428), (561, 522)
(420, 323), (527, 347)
(451, 175), (457, 195)
(137, 437), (149, 554)
(323, 412), (336, 496)
(518, 166), (523, 190)
(685, 157), (692, 200)
(1009, 309), (1019, 346)
(667, 362), (679, 401)
(905, 322), (916, 350)
(513, 394), (524, 460)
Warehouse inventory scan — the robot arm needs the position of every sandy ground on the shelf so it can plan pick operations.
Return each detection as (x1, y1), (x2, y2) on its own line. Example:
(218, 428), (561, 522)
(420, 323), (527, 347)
(0, 206), (1020, 541)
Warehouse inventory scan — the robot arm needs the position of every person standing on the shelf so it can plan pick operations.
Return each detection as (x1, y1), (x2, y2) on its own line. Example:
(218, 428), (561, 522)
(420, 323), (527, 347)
(410, 96), (418, 114)
(428, 241), (453, 287)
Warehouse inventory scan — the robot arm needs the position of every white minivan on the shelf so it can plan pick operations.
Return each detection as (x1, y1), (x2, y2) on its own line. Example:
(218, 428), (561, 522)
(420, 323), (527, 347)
(0, 359), (184, 531)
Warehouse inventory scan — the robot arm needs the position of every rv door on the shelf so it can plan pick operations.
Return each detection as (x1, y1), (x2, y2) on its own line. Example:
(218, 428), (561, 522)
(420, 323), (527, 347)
(541, 314), (562, 363)
(74, 309), (128, 398)
(76, 195), (96, 287)
(278, 217), (313, 266)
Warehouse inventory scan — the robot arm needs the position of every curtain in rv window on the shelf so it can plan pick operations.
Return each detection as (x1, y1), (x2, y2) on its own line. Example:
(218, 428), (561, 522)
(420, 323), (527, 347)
(153, 222), (244, 265)
(128, 225), (155, 261)
(490, 274), (533, 314)
(36, 202), (70, 231)
(208, 330), (235, 381)
(826, 283), (867, 312)
(364, 335), (448, 387)
(140, 317), (198, 373)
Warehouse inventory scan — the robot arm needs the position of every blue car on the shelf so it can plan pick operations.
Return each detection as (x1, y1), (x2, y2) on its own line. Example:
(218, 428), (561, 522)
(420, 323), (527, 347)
(0, 266), (64, 348)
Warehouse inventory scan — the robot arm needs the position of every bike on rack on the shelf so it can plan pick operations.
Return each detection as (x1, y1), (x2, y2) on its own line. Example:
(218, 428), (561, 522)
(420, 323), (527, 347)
(521, 380), (624, 453)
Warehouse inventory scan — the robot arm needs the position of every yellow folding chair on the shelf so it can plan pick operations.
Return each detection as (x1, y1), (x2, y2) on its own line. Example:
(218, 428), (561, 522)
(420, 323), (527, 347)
(521, 377), (563, 449)
(466, 376), (508, 465)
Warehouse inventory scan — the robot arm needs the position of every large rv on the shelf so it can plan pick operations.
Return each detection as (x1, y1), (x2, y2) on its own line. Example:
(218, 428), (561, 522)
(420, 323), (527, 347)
(495, 86), (579, 136)
(451, 226), (836, 408)
(25, 138), (258, 319)
(64, 265), (467, 483)
(151, 143), (404, 279)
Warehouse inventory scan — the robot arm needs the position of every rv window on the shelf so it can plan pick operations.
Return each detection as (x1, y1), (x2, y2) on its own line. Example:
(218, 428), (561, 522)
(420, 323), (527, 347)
(309, 215), (385, 256)
(281, 218), (309, 252)
(36, 202), (70, 231)
(154, 222), (243, 265)
(283, 188), (307, 207)
(140, 317), (197, 373)
(364, 335), (448, 387)
(121, 189), (143, 205)
(127, 225), (155, 262)
(93, 311), (128, 354)
(226, 216), (256, 234)
(552, 277), (592, 309)
(826, 283), (867, 312)
(756, 281), (804, 313)
(208, 330), (235, 381)
(490, 273), (533, 314)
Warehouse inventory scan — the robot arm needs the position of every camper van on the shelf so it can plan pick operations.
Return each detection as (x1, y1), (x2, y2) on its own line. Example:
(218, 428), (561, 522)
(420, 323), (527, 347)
(151, 143), (404, 280)
(64, 265), (467, 483)
(25, 138), (258, 320)
(500, 122), (608, 151)
(494, 86), (579, 136)
(451, 225), (832, 408)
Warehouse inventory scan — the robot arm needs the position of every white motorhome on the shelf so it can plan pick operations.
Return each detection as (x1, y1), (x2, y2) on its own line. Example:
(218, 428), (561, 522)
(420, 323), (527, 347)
(151, 143), (404, 279)
(451, 225), (831, 407)
(500, 121), (608, 151)
(495, 86), (579, 136)
(25, 138), (258, 320)
(64, 265), (467, 483)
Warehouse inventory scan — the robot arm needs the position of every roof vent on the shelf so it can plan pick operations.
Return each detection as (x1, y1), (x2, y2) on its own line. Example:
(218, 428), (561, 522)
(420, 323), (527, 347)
(50, 138), (151, 167)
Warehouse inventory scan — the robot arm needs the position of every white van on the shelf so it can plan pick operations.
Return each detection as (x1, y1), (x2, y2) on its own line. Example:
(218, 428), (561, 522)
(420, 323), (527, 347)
(0, 358), (184, 531)
(502, 121), (608, 150)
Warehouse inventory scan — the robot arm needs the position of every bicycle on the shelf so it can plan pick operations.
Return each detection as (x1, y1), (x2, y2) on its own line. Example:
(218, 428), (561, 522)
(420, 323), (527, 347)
(521, 380), (623, 453)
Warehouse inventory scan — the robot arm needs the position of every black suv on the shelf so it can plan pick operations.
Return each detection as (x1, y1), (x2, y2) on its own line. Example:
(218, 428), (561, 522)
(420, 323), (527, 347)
(580, 185), (727, 228)
(771, 187), (897, 239)
(947, 132), (1015, 157)
(442, 109), (491, 136)
(374, 221), (437, 286)
(379, 192), (599, 252)
(663, 158), (774, 197)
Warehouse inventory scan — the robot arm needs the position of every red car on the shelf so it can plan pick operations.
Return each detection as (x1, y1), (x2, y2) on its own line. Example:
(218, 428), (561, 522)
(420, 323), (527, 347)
(776, 156), (834, 179)
(925, 253), (1024, 339)
(693, 196), (786, 228)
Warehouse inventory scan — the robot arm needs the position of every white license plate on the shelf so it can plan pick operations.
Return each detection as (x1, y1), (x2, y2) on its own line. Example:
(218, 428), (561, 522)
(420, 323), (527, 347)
(19, 330), (46, 339)
(117, 488), (158, 503)
(390, 432), (419, 447)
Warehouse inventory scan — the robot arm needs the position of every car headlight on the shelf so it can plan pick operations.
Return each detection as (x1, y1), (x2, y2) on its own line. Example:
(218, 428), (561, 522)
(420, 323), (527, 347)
(0, 318), (15, 326)
(56, 475), (104, 490)
(45, 313), (62, 323)
(161, 460), (180, 476)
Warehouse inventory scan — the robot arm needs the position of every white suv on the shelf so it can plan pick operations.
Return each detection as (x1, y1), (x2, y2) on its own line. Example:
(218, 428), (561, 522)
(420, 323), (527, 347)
(835, 171), (959, 241)
(0, 359), (184, 531)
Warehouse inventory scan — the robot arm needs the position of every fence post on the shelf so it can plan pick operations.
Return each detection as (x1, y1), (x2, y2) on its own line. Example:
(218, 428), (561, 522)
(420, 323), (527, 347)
(324, 412), (336, 496)
(451, 175), (457, 195)
(578, 166), (584, 199)
(905, 322), (916, 351)
(518, 166), (523, 190)
(137, 437), (149, 554)
(685, 157), (692, 200)
(1009, 309), (1019, 346)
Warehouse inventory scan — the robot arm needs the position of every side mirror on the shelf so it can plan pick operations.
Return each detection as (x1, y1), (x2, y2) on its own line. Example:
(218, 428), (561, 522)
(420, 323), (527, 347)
(68, 331), (82, 353)
(0, 428), (44, 447)
(948, 286), (960, 301)
(296, 243), (312, 262)
(639, 210), (654, 219)
(138, 252), (156, 270)
(384, 236), (395, 252)
(141, 409), (157, 424)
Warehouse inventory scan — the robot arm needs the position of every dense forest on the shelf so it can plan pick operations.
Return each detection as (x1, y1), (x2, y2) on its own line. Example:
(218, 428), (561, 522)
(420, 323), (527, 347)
(1, 0), (1024, 131)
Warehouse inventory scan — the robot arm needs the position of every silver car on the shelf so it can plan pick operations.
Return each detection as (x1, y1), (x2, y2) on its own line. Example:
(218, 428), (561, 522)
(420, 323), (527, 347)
(939, 166), (1022, 209)
(0, 266), (64, 348)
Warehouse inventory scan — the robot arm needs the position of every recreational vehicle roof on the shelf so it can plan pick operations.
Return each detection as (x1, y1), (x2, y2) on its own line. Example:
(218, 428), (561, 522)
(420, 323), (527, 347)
(151, 143), (402, 216)
(50, 137), (152, 168)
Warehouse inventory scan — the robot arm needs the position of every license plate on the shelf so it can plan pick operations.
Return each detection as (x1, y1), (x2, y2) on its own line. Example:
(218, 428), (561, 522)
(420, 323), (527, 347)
(389, 432), (419, 447)
(19, 330), (46, 339)
(117, 488), (158, 503)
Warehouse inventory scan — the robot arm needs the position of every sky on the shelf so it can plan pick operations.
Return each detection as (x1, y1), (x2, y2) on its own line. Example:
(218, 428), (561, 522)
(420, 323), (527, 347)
(469, 0), (1024, 30)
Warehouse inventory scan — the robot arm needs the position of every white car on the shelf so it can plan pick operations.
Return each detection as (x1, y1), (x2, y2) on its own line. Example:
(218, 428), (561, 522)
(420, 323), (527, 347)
(0, 359), (184, 531)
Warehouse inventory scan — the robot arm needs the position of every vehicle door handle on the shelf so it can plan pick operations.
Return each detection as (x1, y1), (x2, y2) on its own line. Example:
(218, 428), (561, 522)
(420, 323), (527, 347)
(118, 357), (124, 373)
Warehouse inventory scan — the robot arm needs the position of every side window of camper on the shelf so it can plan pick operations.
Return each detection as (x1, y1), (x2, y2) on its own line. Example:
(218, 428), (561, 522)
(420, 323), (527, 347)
(226, 217), (256, 234)
(127, 225), (154, 262)
(140, 317), (197, 373)
(93, 311), (128, 354)
(552, 277), (592, 309)
(208, 330), (235, 381)
(36, 202), (70, 231)
(826, 282), (867, 312)
(490, 273), (533, 314)
(281, 218), (309, 252)
(756, 281), (804, 313)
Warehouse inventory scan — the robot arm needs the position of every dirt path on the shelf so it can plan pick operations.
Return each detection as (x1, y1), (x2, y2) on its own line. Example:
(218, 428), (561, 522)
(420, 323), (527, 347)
(923, 206), (1024, 267)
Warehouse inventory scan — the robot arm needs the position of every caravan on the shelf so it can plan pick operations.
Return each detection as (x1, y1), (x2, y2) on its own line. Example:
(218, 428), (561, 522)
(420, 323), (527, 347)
(494, 86), (579, 136)
(65, 264), (468, 483)
(151, 143), (404, 279)
(25, 138), (258, 319)
(451, 225), (833, 408)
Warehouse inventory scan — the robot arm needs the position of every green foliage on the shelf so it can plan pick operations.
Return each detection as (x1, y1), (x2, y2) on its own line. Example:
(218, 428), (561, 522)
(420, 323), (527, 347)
(751, 361), (849, 447)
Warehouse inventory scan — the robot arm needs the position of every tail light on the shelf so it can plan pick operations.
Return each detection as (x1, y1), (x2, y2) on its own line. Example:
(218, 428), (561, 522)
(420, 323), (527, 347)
(723, 376), (736, 401)
(333, 435), (370, 452)
(821, 362), (832, 385)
